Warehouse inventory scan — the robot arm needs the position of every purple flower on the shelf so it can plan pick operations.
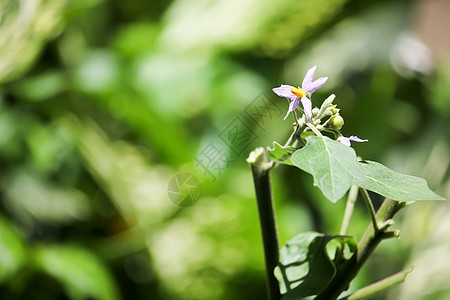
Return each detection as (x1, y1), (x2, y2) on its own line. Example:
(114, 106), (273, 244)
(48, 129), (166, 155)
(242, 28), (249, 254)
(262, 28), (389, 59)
(337, 135), (368, 147)
(273, 65), (328, 120)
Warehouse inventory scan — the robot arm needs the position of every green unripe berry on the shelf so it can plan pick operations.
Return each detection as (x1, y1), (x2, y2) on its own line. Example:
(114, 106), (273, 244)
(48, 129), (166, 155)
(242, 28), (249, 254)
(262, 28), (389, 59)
(330, 115), (344, 130)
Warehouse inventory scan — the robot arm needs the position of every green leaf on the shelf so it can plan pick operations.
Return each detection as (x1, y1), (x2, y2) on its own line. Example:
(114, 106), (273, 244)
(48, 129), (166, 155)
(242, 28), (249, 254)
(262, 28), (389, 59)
(291, 136), (365, 202)
(35, 245), (119, 300)
(290, 137), (446, 203)
(267, 141), (295, 166)
(0, 216), (27, 283)
(354, 161), (446, 202)
(5, 171), (92, 225)
(274, 232), (356, 299)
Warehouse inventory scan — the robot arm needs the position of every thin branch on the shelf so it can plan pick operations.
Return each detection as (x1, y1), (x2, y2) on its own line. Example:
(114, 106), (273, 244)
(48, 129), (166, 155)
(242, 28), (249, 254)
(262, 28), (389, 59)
(283, 128), (297, 148)
(360, 188), (379, 232)
(292, 109), (305, 129)
(347, 268), (412, 300)
(306, 123), (323, 137)
(315, 199), (406, 300)
(339, 185), (359, 236)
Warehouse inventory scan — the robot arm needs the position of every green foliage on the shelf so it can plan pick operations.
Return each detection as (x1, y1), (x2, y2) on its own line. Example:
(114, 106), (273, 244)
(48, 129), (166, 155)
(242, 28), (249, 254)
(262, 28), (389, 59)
(355, 161), (446, 202)
(291, 136), (445, 203)
(5, 171), (91, 225)
(275, 130), (444, 298)
(34, 245), (119, 300)
(274, 232), (356, 299)
(0, 216), (26, 283)
(291, 136), (364, 202)
(0, 0), (448, 299)
(267, 141), (296, 166)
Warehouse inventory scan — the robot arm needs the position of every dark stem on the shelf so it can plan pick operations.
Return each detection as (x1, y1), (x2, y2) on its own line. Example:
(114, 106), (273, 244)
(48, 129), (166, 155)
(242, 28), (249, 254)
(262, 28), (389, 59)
(250, 151), (281, 300)
(315, 199), (405, 300)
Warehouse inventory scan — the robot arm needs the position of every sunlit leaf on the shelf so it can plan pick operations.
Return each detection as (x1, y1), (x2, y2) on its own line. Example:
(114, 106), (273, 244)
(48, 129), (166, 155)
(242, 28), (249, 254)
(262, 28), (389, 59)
(5, 171), (91, 225)
(10, 71), (66, 102)
(274, 232), (356, 299)
(35, 245), (119, 300)
(354, 161), (446, 202)
(291, 136), (365, 202)
(0, 0), (75, 84)
(74, 50), (120, 94)
(291, 137), (445, 203)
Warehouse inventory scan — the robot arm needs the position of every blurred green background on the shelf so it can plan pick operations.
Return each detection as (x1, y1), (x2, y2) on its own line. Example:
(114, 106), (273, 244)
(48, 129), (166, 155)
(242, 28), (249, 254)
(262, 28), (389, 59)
(0, 0), (449, 299)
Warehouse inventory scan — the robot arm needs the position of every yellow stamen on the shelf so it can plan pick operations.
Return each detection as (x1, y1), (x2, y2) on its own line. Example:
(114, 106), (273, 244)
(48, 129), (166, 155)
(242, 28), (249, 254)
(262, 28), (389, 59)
(291, 87), (305, 98)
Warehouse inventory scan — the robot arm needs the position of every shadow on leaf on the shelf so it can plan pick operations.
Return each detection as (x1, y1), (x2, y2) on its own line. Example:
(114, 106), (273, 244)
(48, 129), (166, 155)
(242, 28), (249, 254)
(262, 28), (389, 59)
(275, 232), (356, 299)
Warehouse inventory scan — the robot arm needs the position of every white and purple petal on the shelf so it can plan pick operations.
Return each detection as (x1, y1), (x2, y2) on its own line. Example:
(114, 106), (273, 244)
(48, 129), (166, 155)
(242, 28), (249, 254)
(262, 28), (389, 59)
(348, 136), (368, 143)
(302, 65), (317, 89)
(284, 97), (300, 120)
(273, 85), (298, 101)
(338, 137), (351, 147)
(300, 96), (312, 117)
(338, 135), (368, 147)
(303, 77), (328, 93)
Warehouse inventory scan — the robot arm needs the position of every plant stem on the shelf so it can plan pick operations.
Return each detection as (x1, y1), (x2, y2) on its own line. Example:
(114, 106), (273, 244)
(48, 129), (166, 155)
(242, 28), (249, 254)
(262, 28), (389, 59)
(339, 185), (359, 236)
(284, 123), (306, 148)
(306, 123), (323, 137)
(335, 185), (359, 264)
(347, 268), (412, 300)
(315, 199), (406, 300)
(339, 185), (358, 235)
(250, 150), (281, 300)
(360, 188), (379, 232)
(292, 110), (303, 128)
(283, 127), (297, 148)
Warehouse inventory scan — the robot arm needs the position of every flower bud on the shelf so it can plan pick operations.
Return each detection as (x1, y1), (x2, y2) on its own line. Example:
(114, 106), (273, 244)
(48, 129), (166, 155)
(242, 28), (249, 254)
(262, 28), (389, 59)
(330, 115), (344, 130)
(317, 94), (336, 119)
(330, 106), (340, 115)
(322, 94), (336, 106)
(312, 107), (320, 117)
